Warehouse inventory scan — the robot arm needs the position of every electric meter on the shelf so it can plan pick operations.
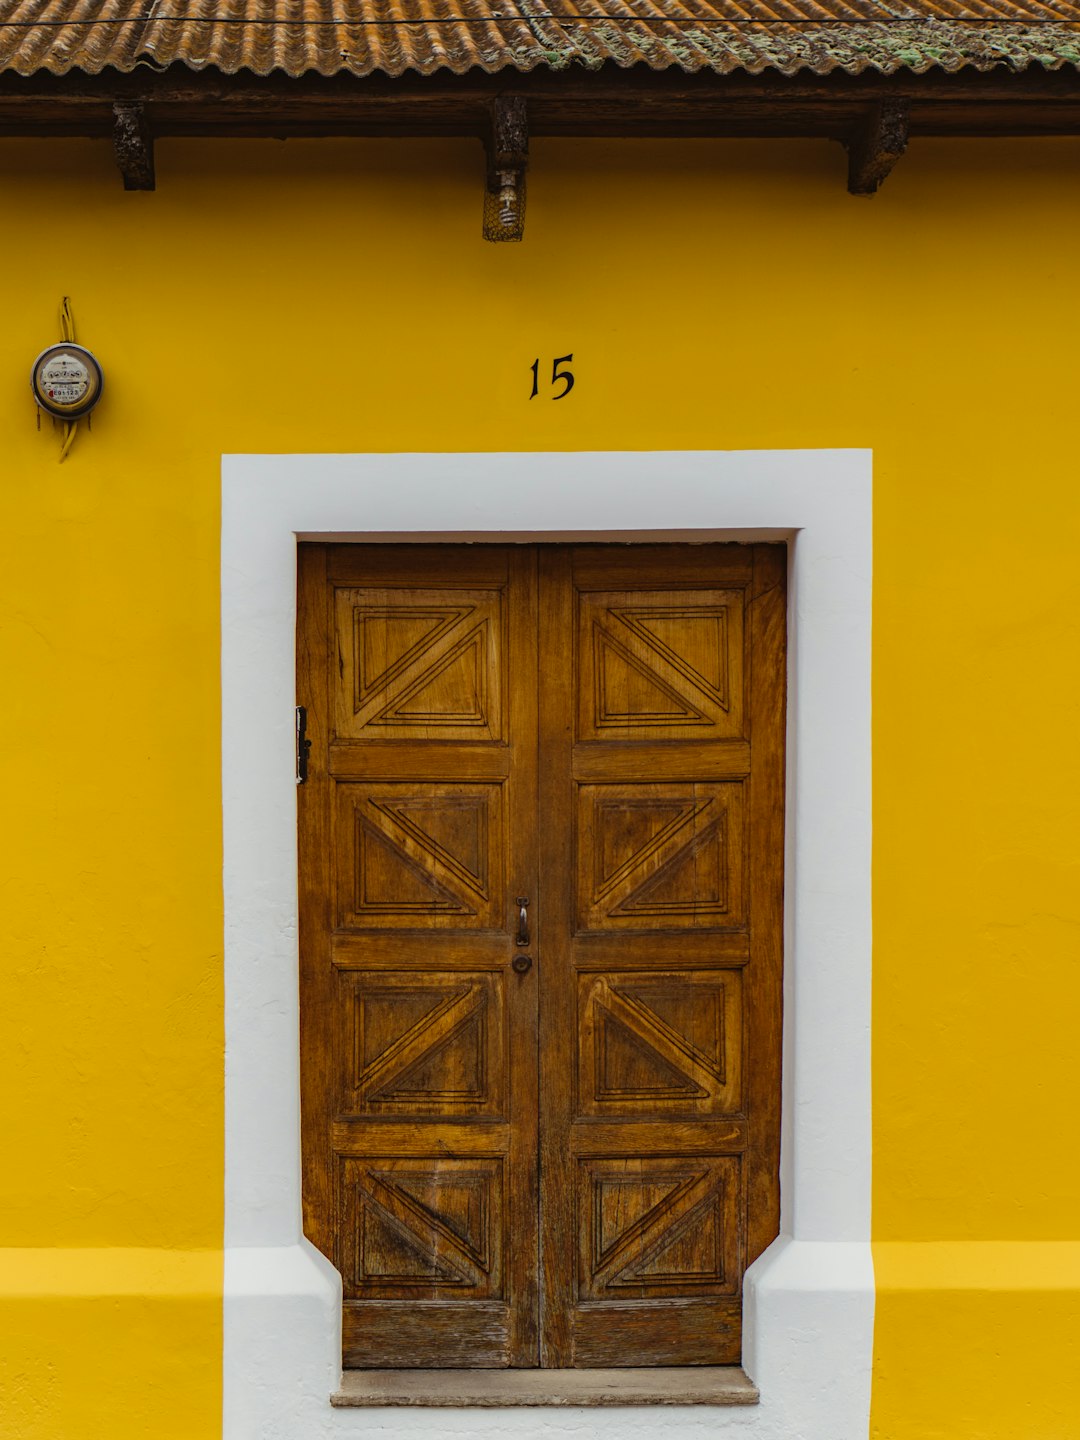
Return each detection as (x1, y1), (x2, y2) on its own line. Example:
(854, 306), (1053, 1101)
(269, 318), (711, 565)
(31, 343), (104, 420)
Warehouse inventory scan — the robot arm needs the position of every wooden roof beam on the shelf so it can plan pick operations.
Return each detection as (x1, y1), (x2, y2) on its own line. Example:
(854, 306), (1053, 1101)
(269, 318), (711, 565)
(483, 95), (528, 242)
(848, 98), (909, 195)
(112, 99), (154, 190)
(0, 72), (1073, 148)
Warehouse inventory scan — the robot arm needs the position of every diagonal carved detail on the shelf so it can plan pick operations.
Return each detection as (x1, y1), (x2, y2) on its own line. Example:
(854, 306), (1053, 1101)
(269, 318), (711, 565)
(370, 1006), (487, 1103)
(371, 794), (490, 898)
(356, 982), (487, 1102)
(354, 604), (472, 708)
(371, 623), (490, 727)
(617, 984), (724, 1079)
(336, 584), (504, 741)
(593, 625), (708, 728)
(591, 1168), (711, 1283)
(577, 971), (741, 1118)
(617, 1190), (725, 1286)
(593, 798), (703, 904)
(578, 783), (745, 933)
(339, 783), (504, 932)
(595, 1003), (708, 1101)
(357, 984), (465, 1074)
(612, 815), (728, 918)
(356, 819), (475, 915)
(342, 1158), (504, 1298)
(594, 1176), (685, 1265)
(371, 1170), (494, 1272)
(611, 605), (730, 710)
(609, 983), (726, 1084)
(580, 1156), (741, 1300)
(576, 587), (745, 742)
(359, 1194), (474, 1285)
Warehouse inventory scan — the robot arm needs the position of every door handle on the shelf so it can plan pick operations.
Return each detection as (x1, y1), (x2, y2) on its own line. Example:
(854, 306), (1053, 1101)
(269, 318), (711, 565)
(512, 954), (533, 975)
(516, 897), (530, 947)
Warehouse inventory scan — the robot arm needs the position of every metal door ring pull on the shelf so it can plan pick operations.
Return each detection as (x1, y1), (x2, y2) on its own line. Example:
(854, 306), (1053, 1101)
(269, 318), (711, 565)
(512, 954), (533, 975)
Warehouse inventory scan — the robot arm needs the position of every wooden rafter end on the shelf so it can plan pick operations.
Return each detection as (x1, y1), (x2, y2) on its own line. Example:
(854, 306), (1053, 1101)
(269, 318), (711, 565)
(484, 95), (528, 242)
(112, 99), (155, 190)
(847, 98), (910, 195)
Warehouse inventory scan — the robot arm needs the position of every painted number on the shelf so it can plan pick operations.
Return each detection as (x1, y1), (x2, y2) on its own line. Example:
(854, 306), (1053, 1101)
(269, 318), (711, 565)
(529, 354), (575, 400)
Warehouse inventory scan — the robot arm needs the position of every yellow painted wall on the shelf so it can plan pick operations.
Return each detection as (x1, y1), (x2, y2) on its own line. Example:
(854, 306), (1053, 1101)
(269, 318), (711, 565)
(1, 133), (1078, 1438)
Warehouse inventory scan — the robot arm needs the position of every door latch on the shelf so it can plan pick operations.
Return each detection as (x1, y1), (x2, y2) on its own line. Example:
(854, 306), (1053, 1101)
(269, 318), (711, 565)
(296, 706), (312, 784)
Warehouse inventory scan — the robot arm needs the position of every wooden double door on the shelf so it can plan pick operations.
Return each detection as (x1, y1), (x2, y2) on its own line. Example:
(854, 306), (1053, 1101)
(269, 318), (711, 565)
(297, 542), (785, 1370)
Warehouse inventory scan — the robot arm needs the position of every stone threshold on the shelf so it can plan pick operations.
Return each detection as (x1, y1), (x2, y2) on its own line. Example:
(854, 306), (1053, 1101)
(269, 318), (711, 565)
(333, 1366), (759, 1408)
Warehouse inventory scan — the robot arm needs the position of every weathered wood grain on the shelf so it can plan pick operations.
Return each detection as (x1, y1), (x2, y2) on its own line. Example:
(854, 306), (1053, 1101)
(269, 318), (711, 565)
(299, 541), (786, 1372)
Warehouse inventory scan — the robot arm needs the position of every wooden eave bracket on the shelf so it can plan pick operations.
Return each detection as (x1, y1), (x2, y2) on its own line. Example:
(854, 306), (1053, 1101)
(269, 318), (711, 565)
(484, 95), (528, 242)
(847, 98), (909, 195)
(112, 99), (155, 191)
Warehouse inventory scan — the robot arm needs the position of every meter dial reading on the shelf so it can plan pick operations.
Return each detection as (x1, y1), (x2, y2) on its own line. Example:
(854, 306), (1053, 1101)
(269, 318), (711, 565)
(31, 343), (104, 420)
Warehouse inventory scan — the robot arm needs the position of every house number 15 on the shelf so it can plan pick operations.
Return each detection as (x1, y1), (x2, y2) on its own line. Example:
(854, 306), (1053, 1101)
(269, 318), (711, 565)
(529, 354), (575, 400)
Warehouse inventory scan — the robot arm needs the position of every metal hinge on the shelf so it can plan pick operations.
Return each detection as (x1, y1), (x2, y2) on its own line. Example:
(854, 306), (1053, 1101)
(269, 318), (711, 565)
(296, 705), (312, 784)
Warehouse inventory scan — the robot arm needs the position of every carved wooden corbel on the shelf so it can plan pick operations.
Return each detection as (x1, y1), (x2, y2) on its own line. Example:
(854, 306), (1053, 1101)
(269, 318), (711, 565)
(484, 96), (528, 242)
(847, 99), (909, 196)
(112, 100), (155, 191)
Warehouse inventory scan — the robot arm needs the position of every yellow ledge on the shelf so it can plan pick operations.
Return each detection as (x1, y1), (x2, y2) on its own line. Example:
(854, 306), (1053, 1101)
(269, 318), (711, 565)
(0, 1247), (222, 1297)
(0, 1249), (223, 1440)
(873, 1240), (1080, 1291)
(872, 1242), (1080, 1440)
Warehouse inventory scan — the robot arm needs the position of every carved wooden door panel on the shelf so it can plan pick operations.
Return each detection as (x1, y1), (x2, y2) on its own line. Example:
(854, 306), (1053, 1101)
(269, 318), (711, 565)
(298, 541), (785, 1371)
(537, 545), (785, 1366)
(298, 545), (540, 1368)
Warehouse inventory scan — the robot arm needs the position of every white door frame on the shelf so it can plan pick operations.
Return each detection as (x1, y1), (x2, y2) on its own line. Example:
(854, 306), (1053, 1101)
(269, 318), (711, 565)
(221, 449), (874, 1440)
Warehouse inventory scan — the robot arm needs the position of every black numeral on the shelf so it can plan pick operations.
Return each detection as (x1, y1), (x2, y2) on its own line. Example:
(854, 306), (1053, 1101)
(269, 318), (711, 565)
(551, 354), (575, 400)
(528, 354), (575, 400)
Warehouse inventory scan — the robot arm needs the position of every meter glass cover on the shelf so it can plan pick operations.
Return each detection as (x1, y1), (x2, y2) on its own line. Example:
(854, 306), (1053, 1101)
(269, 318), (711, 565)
(32, 344), (103, 419)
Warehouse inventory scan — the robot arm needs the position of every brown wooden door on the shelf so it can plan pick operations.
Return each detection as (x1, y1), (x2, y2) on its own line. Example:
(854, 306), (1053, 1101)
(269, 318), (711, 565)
(536, 545), (784, 1366)
(298, 542), (784, 1371)
(298, 544), (540, 1368)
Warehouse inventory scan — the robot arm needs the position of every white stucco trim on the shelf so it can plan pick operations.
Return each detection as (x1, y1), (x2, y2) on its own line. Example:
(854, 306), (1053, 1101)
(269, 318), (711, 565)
(221, 450), (873, 1440)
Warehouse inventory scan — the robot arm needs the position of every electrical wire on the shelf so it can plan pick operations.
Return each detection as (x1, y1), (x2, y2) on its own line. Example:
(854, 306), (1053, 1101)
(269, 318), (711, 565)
(57, 296), (79, 465)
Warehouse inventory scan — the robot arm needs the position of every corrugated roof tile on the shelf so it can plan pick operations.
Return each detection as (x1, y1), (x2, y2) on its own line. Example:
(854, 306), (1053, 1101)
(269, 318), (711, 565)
(1, 0), (1078, 77)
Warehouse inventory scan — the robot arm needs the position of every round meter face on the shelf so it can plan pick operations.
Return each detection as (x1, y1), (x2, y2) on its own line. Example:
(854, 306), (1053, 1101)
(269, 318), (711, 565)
(31, 343), (104, 419)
